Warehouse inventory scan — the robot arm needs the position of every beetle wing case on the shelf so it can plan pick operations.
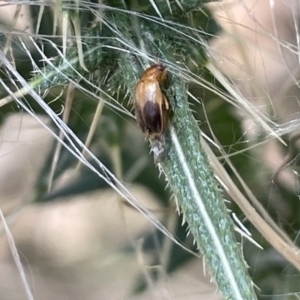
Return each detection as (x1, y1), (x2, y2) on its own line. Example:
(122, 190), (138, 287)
(134, 63), (170, 162)
(134, 79), (167, 137)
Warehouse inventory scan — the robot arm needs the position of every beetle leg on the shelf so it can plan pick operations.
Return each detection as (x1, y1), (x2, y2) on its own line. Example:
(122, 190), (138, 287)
(163, 95), (170, 111)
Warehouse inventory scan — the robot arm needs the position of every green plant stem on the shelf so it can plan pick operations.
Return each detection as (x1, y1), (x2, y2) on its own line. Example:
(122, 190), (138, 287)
(159, 76), (257, 299)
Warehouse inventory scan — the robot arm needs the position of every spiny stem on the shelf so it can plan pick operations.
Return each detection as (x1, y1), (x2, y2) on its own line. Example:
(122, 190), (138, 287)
(159, 76), (257, 299)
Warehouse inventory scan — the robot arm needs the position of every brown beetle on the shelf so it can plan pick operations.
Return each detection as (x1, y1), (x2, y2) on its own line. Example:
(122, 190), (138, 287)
(134, 64), (170, 138)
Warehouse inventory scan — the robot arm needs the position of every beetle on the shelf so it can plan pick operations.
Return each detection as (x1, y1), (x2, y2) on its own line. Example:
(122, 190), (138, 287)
(134, 63), (170, 138)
